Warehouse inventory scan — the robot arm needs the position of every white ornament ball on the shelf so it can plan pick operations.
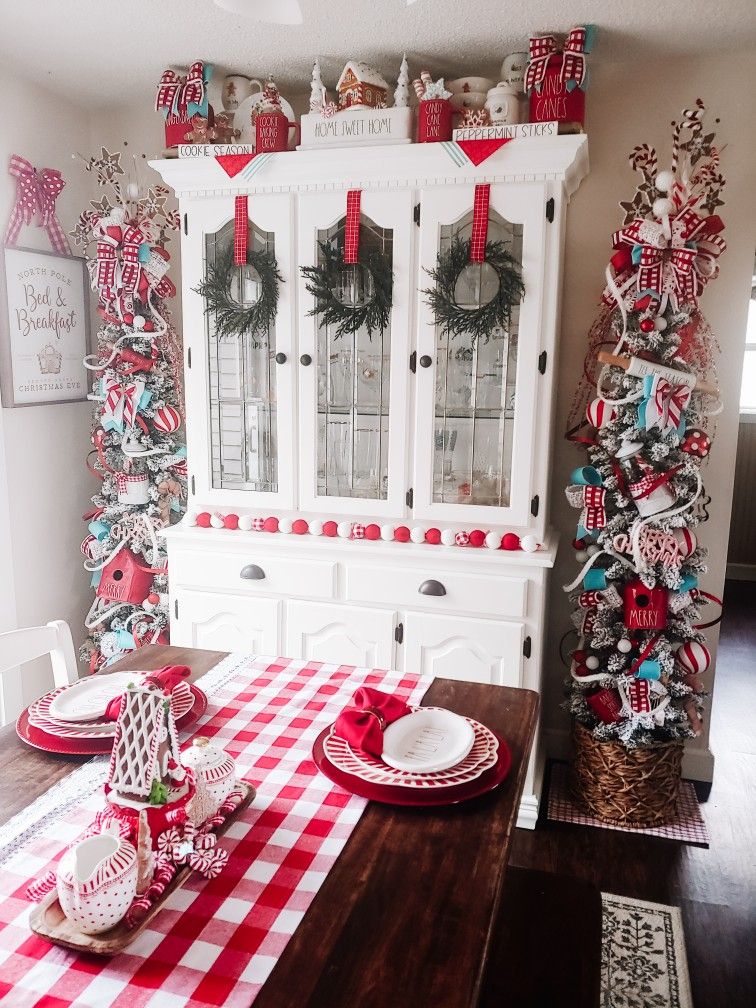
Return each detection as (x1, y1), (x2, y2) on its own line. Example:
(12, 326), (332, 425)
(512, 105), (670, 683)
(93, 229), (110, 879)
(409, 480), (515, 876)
(126, 182), (140, 199)
(673, 527), (697, 559)
(587, 544), (601, 556)
(485, 531), (500, 549)
(585, 655), (600, 670)
(380, 524), (395, 541)
(655, 170), (674, 194)
(238, 515), (253, 531)
(309, 519), (323, 537)
(575, 550), (589, 563)
(617, 638), (633, 654)
(520, 534), (539, 553)
(186, 510), (199, 526)
(278, 517), (292, 535)
(410, 526), (425, 544)
(210, 512), (224, 529)
(654, 316), (668, 331)
(653, 197), (675, 219)
(675, 640), (711, 675)
(441, 528), (456, 546)
(132, 314), (146, 330)
(337, 521), (352, 539)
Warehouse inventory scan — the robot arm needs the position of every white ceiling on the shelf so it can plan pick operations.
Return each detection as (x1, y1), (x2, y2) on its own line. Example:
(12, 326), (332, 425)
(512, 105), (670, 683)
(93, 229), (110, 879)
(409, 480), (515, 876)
(1, 0), (755, 109)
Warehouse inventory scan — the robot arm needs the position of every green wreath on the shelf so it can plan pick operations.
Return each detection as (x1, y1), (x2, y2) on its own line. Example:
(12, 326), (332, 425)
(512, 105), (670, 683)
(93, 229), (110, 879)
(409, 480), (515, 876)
(194, 246), (282, 344)
(422, 238), (525, 342)
(301, 241), (392, 339)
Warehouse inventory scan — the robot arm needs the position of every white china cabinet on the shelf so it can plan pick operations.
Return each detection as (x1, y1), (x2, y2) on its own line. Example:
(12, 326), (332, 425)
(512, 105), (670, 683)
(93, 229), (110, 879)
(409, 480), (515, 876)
(152, 137), (588, 827)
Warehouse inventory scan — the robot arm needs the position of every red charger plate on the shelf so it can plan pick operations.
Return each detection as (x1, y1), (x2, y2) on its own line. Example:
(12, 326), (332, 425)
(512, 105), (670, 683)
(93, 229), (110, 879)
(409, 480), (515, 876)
(16, 684), (208, 756)
(312, 724), (512, 807)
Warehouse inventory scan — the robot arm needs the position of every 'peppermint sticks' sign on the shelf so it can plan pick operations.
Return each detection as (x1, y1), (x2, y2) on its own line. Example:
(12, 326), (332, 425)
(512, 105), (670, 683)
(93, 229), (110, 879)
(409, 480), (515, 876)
(2, 247), (90, 405)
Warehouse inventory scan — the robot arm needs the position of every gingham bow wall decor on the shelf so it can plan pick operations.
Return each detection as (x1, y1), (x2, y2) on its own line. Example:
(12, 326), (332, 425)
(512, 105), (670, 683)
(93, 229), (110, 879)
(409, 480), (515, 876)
(524, 25), (596, 93)
(4, 155), (72, 255)
(155, 60), (210, 119)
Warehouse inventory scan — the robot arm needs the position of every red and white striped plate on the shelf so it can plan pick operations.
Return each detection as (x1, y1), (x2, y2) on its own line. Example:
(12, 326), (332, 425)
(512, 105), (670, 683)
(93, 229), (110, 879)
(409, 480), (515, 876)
(323, 717), (498, 789)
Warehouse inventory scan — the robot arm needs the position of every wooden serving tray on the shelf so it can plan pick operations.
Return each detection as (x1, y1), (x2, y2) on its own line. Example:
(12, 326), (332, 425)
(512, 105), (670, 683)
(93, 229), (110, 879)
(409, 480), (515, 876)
(29, 782), (255, 956)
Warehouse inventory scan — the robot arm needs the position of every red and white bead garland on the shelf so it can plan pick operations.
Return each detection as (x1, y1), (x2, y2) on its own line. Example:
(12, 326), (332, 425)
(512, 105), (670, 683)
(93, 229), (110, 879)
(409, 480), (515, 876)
(187, 511), (540, 552)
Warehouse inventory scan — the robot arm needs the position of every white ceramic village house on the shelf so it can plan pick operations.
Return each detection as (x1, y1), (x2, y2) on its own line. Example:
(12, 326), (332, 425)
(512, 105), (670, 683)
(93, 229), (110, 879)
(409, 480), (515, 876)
(152, 135), (588, 826)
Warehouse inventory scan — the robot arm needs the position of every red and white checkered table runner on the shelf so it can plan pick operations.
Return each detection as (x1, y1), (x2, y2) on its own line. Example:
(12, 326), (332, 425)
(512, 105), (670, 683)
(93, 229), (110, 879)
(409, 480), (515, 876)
(0, 655), (430, 1008)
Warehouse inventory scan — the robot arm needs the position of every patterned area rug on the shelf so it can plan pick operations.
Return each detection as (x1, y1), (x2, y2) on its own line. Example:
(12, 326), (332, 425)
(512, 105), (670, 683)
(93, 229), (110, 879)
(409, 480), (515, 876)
(548, 762), (710, 846)
(601, 893), (693, 1008)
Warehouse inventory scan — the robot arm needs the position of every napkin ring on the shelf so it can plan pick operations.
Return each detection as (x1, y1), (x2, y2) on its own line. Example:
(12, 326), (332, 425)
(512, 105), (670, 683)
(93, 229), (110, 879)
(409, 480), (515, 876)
(363, 706), (386, 731)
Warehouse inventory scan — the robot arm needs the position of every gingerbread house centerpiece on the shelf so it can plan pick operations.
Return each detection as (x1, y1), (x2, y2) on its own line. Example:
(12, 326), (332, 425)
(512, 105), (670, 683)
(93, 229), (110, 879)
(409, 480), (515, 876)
(336, 60), (389, 110)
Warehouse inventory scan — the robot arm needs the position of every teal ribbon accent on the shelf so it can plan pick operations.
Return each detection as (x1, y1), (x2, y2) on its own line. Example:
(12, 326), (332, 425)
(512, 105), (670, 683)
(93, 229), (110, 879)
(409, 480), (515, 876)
(636, 660), (662, 681)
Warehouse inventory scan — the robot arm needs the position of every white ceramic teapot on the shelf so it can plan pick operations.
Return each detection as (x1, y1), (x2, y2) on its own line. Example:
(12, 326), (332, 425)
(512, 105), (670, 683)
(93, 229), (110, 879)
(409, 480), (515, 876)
(57, 827), (138, 934)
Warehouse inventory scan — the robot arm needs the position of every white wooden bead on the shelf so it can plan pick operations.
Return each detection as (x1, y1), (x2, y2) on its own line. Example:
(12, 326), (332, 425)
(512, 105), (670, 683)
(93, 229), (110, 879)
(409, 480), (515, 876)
(309, 519), (323, 536)
(210, 513), (224, 529)
(575, 550), (589, 563)
(380, 524), (395, 541)
(410, 526), (425, 544)
(186, 511), (198, 526)
(586, 544), (601, 556)
(440, 528), (456, 546)
(238, 515), (253, 531)
(585, 655), (600, 670)
(278, 517), (292, 534)
(617, 638), (633, 654)
(520, 535), (539, 553)
(337, 521), (352, 539)
(485, 532), (500, 549)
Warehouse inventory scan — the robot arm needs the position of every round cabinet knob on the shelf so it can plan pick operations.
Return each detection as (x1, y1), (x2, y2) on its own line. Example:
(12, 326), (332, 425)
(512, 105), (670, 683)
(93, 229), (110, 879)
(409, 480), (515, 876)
(418, 578), (446, 597)
(419, 355), (433, 368)
(240, 563), (266, 580)
(300, 353), (312, 366)
(275, 352), (287, 364)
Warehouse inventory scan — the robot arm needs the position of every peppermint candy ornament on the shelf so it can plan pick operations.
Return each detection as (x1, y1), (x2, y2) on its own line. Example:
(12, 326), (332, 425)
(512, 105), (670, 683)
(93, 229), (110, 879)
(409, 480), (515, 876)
(585, 398), (617, 429)
(251, 517), (265, 531)
(681, 428), (711, 459)
(153, 405), (182, 434)
(673, 527), (697, 559)
(351, 522), (366, 539)
(455, 530), (470, 547)
(675, 640), (711, 675)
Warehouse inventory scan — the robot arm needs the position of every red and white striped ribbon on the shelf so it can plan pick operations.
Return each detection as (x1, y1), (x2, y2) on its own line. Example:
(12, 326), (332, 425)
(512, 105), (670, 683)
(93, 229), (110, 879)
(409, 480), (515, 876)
(344, 190), (361, 264)
(234, 194), (248, 266)
(469, 184), (490, 262)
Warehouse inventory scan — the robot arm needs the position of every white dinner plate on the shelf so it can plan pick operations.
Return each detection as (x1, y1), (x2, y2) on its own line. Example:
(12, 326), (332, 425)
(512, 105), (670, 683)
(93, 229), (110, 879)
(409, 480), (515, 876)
(48, 673), (146, 722)
(380, 707), (475, 773)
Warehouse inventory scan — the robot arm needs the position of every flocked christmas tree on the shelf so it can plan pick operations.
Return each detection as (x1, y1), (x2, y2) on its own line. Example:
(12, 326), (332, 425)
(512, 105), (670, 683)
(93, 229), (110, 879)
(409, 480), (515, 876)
(394, 54), (410, 108)
(564, 100), (726, 749)
(69, 149), (186, 672)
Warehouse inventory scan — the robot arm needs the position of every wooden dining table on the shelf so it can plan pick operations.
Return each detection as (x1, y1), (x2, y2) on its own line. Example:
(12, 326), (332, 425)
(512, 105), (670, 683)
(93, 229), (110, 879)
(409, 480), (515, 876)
(0, 643), (585, 1008)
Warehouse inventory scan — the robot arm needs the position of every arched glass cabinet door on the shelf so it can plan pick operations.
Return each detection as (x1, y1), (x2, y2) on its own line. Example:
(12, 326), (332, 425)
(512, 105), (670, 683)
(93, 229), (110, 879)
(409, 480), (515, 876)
(183, 194), (295, 509)
(298, 190), (412, 518)
(413, 183), (545, 529)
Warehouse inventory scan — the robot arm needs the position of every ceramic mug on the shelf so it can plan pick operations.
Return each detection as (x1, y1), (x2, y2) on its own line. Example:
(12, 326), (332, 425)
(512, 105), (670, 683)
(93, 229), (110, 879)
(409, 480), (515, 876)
(484, 83), (521, 125)
(222, 75), (260, 112)
(255, 109), (300, 152)
(500, 53), (528, 91)
(57, 831), (138, 935)
(417, 99), (453, 142)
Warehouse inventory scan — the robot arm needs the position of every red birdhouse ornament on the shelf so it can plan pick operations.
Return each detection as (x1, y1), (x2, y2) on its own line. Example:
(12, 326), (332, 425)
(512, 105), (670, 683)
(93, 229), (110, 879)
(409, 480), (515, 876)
(623, 578), (669, 631)
(96, 548), (158, 605)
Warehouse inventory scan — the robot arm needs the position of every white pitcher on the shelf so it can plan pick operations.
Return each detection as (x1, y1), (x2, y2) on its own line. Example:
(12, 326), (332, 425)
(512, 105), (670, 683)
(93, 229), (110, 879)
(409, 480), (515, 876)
(57, 829), (138, 934)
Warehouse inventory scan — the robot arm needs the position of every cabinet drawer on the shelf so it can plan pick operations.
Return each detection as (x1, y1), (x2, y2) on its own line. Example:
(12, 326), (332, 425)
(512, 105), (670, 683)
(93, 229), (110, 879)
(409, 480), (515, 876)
(346, 564), (527, 619)
(171, 549), (336, 600)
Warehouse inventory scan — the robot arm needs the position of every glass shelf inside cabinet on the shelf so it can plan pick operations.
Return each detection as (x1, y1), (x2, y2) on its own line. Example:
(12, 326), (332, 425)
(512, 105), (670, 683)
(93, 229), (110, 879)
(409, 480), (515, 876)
(315, 214), (393, 501)
(433, 209), (522, 509)
(205, 219), (279, 493)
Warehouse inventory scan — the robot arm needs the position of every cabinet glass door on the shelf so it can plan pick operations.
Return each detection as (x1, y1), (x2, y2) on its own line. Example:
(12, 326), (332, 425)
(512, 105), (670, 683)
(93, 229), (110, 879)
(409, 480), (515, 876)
(298, 191), (412, 517)
(182, 195), (294, 508)
(414, 184), (545, 527)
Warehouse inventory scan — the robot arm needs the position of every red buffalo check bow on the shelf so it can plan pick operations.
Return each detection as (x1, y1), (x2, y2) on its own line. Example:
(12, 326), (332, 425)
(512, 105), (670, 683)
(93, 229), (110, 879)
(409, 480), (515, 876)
(0, 654), (430, 1008)
(525, 25), (592, 93)
(155, 60), (207, 118)
(581, 484), (606, 531)
(4, 154), (72, 255)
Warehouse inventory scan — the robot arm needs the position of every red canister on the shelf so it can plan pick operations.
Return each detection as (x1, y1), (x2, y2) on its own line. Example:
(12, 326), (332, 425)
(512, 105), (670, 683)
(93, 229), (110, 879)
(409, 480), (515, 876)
(528, 55), (585, 127)
(255, 109), (300, 153)
(417, 99), (453, 143)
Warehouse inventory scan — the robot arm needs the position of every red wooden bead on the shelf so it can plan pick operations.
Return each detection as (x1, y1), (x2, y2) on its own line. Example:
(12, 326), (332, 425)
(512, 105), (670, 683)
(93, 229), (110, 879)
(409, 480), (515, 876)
(223, 513), (239, 530)
(425, 528), (441, 545)
(292, 519), (309, 535)
(572, 537), (586, 550)
(322, 520), (338, 537)
(573, 663), (590, 678)
(263, 516), (279, 533)
(364, 523), (381, 540)
(572, 650), (587, 663)
(639, 317), (655, 333)
(501, 533), (521, 550)
(469, 529), (486, 547)
(196, 512), (211, 527)
(394, 526), (410, 542)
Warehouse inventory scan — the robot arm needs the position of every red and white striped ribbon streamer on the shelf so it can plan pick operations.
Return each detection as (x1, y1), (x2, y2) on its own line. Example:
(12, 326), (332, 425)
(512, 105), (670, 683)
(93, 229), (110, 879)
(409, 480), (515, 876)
(234, 194), (248, 266)
(344, 189), (361, 264)
(469, 184), (490, 263)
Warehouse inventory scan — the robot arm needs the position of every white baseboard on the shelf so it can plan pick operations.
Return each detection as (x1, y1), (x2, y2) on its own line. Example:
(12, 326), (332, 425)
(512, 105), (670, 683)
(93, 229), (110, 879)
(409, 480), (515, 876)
(725, 563), (756, 581)
(543, 726), (714, 784)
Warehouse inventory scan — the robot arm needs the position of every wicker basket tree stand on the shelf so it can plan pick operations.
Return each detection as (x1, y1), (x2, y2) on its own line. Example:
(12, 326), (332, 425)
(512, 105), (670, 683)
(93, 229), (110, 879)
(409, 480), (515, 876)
(570, 722), (683, 828)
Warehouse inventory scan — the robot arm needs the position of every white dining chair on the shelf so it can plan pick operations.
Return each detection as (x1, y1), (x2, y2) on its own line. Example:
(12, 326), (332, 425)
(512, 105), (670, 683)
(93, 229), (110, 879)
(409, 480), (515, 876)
(0, 620), (79, 690)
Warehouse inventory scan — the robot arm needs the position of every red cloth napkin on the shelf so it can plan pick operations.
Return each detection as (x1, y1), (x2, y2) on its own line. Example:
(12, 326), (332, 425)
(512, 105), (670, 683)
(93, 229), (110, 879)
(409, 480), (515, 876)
(104, 665), (191, 720)
(333, 686), (411, 756)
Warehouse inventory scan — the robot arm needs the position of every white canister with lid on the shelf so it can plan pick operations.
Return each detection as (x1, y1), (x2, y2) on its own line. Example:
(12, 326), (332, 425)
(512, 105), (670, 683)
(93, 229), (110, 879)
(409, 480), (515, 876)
(183, 737), (237, 814)
(485, 83), (521, 126)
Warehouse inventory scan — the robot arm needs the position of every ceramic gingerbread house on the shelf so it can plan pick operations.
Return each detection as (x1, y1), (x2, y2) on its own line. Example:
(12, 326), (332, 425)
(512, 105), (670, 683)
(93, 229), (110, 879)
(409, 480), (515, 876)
(336, 60), (388, 109)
